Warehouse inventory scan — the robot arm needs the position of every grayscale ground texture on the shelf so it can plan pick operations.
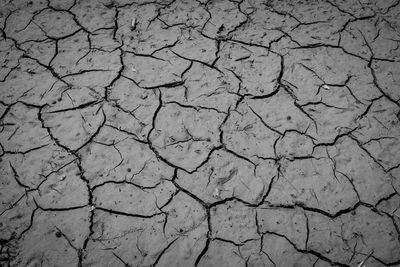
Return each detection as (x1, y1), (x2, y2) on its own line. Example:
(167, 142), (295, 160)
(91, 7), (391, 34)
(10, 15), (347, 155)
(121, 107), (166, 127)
(1, 0), (400, 266)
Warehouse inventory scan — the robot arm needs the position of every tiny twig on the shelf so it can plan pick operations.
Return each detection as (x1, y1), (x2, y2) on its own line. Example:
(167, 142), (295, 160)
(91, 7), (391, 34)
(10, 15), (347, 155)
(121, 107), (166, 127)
(357, 250), (373, 267)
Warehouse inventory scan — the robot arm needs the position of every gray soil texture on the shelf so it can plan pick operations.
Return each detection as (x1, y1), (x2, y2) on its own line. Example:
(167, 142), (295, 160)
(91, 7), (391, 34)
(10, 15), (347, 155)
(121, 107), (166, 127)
(1, 0), (400, 266)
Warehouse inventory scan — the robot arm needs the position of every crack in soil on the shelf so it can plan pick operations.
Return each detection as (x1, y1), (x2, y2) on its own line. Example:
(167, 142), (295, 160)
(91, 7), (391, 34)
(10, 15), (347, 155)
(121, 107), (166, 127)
(1, 0), (400, 266)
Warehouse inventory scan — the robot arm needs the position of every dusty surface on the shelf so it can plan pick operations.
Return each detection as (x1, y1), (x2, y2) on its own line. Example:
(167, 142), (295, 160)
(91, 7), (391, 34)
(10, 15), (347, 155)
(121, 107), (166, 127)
(0, 0), (400, 266)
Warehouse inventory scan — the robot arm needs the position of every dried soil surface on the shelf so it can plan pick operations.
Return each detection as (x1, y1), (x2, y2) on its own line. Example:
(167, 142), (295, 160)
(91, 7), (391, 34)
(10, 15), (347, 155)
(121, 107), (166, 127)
(1, 0), (400, 266)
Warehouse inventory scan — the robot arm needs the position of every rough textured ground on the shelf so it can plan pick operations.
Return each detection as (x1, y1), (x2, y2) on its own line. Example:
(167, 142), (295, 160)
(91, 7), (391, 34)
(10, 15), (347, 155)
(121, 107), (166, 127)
(0, 0), (400, 266)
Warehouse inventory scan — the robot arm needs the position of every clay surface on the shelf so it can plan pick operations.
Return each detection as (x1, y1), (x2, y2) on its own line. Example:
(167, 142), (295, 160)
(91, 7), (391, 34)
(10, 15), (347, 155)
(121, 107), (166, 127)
(1, 0), (400, 266)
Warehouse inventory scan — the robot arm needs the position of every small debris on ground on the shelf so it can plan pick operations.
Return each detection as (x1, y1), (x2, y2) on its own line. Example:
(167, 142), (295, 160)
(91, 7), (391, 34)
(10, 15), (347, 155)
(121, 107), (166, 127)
(131, 18), (137, 30)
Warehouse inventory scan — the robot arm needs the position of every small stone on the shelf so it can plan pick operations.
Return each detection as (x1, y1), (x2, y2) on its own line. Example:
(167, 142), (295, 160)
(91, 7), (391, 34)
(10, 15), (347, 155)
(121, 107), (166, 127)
(212, 188), (220, 198)
(131, 18), (137, 30)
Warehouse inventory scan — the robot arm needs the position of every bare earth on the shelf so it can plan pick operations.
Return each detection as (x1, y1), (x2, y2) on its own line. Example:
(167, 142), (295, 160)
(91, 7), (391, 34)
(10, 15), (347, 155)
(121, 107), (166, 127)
(1, 0), (400, 266)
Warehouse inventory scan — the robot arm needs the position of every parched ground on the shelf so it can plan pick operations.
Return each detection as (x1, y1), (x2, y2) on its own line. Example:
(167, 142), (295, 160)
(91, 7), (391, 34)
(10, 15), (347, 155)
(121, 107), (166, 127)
(0, 0), (400, 266)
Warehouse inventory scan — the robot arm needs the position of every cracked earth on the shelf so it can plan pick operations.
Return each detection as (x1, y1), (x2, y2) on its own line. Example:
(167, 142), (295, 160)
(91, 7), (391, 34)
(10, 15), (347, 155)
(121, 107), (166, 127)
(0, 0), (400, 266)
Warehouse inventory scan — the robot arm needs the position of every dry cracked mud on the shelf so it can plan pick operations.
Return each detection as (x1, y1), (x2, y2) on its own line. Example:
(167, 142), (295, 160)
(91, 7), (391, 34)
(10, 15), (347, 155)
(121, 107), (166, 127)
(0, 0), (400, 266)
